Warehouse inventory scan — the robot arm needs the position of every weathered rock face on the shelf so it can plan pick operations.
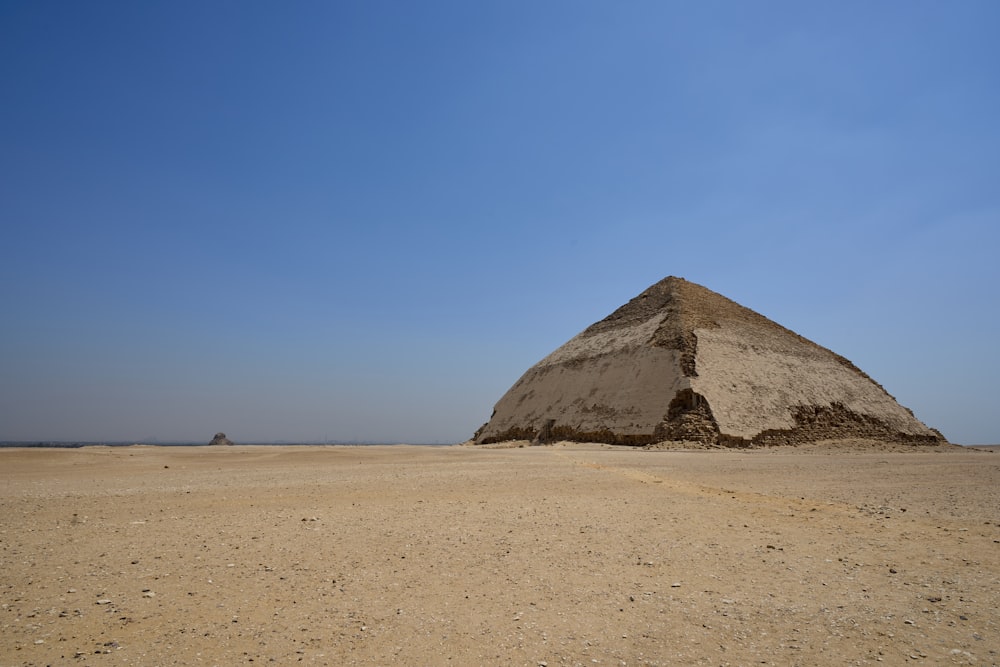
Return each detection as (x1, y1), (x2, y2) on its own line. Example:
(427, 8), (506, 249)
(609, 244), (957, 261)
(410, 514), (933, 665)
(208, 432), (235, 446)
(474, 276), (945, 447)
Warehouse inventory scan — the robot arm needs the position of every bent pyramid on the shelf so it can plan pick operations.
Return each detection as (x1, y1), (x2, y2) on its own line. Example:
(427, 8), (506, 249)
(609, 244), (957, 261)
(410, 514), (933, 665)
(474, 277), (945, 447)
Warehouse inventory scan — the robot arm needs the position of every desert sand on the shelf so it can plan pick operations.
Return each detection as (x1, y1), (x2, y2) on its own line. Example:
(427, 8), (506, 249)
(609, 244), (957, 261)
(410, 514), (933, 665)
(1, 443), (997, 666)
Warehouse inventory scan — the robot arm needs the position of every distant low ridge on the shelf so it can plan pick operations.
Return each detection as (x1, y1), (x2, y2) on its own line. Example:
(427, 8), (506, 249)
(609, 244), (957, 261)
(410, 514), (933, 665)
(475, 276), (946, 447)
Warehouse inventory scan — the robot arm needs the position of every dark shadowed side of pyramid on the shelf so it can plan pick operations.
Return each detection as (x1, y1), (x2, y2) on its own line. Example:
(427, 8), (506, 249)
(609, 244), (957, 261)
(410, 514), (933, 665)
(474, 277), (946, 447)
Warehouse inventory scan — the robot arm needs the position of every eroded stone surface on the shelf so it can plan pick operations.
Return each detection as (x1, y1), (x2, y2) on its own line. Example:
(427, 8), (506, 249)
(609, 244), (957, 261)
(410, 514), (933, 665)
(475, 276), (944, 447)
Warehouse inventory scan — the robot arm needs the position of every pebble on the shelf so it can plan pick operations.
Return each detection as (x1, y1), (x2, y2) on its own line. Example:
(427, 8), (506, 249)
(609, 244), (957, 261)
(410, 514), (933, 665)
(96, 599), (111, 605)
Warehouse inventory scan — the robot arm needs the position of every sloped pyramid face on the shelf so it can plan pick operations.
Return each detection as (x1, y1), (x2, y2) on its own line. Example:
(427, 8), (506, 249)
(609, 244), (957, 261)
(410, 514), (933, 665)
(475, 277), (945, 446)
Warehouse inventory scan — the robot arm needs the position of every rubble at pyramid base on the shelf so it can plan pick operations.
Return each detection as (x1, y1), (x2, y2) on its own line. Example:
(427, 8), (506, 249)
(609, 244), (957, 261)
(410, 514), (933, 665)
(476, 397), (946, 448)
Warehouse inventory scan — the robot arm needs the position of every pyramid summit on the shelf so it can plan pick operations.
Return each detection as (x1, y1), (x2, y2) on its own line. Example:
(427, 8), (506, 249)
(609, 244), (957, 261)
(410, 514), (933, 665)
(474, 277), (945, 447)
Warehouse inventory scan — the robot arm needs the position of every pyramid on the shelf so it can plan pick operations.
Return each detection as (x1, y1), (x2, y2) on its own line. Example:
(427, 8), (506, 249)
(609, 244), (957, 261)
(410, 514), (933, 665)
(474, 277), (945, 447)
(208, 432), (235, 446)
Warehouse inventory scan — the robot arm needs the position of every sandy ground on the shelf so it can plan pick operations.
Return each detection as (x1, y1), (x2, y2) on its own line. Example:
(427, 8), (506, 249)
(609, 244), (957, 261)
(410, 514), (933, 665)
(1, 443), (997, 666)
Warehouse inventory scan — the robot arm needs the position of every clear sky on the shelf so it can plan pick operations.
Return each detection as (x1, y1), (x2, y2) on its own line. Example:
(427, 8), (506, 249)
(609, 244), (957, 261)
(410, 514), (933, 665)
(1, 1), (998, 445)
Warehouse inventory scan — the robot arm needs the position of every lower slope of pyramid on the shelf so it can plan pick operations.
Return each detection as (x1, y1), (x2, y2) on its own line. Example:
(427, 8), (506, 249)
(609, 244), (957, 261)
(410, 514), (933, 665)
(474, 277), (945, 447)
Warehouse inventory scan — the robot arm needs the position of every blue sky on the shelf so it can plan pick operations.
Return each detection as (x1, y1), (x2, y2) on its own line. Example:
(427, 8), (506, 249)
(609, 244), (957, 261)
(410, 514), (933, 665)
(1, 1), (998, 444)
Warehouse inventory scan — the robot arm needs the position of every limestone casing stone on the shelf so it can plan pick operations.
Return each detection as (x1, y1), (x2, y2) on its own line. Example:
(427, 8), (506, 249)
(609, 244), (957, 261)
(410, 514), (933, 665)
(474, 276), (944, 447)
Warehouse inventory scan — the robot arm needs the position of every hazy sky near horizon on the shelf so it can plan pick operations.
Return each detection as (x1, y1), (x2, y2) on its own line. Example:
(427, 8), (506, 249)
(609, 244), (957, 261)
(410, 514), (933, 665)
(2, 1), (998, 444)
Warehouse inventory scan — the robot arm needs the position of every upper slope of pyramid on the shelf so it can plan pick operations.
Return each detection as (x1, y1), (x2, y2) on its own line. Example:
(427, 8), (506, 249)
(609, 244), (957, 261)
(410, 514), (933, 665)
(474, 276), (945, 447)
(582, 276), (870, 379)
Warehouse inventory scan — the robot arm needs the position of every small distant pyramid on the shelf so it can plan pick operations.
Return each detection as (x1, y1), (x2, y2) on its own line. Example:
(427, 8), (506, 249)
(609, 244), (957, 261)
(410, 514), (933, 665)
(208, 432), (235, 446)
(474, 277), (945, 447)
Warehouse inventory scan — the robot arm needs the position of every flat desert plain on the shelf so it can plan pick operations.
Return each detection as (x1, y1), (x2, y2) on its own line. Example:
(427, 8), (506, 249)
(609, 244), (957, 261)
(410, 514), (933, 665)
(1, 443), (997, 666)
